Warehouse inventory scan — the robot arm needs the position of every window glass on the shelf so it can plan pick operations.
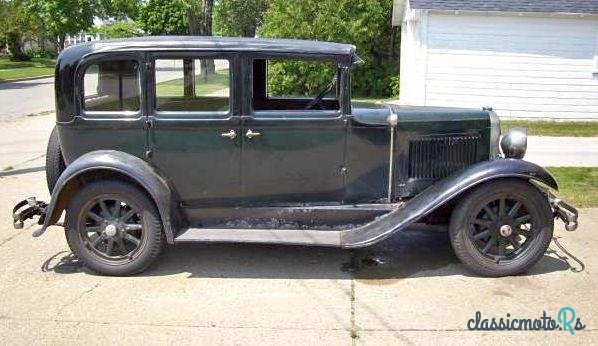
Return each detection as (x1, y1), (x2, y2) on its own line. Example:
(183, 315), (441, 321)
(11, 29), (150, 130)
(252, 59), (339, 111)
(155, 58), (230, 112)
(83, 60), (140, 112)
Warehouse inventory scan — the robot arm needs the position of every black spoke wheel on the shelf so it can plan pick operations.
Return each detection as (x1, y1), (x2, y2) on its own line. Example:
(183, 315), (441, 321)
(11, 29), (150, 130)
(449, 179), (553, 277)
(65, 180), (164, 275)
(80, 197), (144, 262)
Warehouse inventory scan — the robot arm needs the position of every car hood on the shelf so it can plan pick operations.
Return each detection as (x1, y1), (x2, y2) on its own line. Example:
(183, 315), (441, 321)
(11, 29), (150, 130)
(351, 102), (490, 126)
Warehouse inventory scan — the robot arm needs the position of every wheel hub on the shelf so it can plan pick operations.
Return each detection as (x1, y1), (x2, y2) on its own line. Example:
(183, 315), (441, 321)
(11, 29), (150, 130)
(104, 224), (118, 237)
(499, 224), (513, 237)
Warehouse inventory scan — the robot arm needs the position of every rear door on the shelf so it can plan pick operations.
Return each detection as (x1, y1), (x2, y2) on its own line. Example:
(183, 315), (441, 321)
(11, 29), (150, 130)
(60, 54), (147, 163)
(147, 53), (243, 208)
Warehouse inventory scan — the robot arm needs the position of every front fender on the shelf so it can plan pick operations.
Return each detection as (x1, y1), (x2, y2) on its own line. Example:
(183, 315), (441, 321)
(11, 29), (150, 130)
(41, 150), (181, 243)
(341, 159), (557, 248)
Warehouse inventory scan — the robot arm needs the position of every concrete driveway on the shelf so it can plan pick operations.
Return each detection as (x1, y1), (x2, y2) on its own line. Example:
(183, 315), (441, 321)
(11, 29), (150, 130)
(0, 115), (596, 344)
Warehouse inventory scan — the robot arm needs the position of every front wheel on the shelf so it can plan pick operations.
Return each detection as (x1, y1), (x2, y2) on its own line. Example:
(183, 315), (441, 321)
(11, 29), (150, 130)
(449, 179), (553, 277)
(65, 180), (164, 276)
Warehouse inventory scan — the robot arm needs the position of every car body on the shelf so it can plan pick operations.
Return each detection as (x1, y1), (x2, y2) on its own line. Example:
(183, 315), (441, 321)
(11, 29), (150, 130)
(13, 37), (578, 276)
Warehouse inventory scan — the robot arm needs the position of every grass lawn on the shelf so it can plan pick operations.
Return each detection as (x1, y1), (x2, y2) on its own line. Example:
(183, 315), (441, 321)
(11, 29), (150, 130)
(353, 97), (398, 104)
(156, 69), (229, 96)
(0, 57), (55, 81)
(501, 120), (598, 137)
(547, 167), (598, 208)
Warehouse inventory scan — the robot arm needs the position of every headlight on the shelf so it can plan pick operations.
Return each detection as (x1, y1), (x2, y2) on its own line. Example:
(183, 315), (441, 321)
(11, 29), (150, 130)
(500, 128), (527, 159)
(488, 110), (500, 159)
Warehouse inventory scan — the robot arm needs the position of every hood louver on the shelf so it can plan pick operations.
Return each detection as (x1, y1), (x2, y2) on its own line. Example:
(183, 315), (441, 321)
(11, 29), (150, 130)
(408, 135), (481, 180)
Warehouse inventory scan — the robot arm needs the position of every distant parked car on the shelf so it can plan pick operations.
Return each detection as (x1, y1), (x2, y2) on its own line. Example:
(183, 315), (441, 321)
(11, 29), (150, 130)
(13, 37), (578, 276)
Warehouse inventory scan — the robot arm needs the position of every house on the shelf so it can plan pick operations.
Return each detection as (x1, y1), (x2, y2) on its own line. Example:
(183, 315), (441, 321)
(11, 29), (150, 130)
(392, 0), (598, 120)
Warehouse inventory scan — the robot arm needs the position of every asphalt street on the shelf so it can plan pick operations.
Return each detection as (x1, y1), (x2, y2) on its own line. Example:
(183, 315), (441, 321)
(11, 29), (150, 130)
(0, 77), (55, 120)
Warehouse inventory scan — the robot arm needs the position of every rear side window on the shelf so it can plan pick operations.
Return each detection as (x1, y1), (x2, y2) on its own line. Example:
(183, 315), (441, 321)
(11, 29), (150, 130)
(154, 58), (230, 113)
(83, 60), (140, 112)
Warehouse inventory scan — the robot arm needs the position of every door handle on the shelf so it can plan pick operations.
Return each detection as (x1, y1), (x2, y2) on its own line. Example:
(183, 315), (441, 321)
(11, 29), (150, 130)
(245, 129), (261, 139)
(220, 129), (237, 139)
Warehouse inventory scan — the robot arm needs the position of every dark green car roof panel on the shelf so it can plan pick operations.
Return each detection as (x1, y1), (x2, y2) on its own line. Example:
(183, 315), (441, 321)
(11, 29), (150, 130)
(60, 36), (357, 59)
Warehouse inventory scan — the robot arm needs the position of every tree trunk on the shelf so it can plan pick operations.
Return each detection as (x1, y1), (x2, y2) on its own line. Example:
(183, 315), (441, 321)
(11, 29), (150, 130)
(243, 24), (257, 38)
(200, 0), (213, 36)
(58, 34), (66, 52)
(187, 8), (200, 36)
(191, 0), (215, 78)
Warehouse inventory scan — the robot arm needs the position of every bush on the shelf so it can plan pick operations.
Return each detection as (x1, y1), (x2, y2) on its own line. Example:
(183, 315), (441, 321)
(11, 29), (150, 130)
(389, 75), (400, 97)
(26, 48), (57, 59)
(6, 31), (30, 61)
(260, 0), (400, 97)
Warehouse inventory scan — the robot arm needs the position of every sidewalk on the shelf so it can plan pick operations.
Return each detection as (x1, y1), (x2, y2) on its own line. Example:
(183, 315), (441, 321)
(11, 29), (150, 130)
(526, 136), (598, 167)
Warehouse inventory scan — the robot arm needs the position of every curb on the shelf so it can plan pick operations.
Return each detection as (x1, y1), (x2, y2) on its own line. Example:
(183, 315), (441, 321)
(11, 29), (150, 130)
(0, 75), (53, 84)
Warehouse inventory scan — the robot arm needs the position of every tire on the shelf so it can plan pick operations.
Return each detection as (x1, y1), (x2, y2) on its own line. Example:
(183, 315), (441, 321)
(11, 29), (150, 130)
(46, 126), (66, 193)
(449, 179), (553, 277)
(65, 180), (164, 276)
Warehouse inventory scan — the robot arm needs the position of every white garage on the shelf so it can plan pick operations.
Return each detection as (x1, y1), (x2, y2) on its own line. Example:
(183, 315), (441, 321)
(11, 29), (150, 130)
(393, 0), (598, 120)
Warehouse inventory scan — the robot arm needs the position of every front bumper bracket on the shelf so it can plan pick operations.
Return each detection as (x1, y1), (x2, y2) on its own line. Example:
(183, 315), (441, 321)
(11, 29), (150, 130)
(548, 193), (578, 232)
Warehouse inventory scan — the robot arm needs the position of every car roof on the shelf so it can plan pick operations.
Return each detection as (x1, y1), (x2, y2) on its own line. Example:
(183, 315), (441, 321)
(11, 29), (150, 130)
(60, 36), (357, 60)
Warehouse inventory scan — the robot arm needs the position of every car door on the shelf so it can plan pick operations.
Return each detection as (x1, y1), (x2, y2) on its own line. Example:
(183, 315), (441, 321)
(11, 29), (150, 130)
(240, 57), (347, 206)
(147, 52), (243, 209)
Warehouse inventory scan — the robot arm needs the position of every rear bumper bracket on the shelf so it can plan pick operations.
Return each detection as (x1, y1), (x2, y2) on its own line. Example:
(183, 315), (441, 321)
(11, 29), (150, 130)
(12, 197), (47, 232)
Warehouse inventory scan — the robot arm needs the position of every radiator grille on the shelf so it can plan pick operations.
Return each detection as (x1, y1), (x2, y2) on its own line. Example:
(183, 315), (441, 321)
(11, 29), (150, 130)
(408, 135), (480, 179)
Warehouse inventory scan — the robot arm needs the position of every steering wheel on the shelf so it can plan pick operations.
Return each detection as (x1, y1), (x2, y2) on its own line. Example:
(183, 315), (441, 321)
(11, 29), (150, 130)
(305, 75), (337, 110)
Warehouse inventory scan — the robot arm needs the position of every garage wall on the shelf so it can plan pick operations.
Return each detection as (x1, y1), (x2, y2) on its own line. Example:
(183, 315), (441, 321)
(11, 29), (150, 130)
(400, 12), (598, 120)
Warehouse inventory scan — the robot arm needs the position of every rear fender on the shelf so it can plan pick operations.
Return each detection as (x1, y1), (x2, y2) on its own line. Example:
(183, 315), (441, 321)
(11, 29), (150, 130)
(341, 159), (557, 248)
(41, 150), (181, 243)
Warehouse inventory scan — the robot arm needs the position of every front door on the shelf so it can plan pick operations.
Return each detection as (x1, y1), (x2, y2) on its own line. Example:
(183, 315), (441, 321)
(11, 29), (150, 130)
(147, 53), (243, 209)
(240, 57), (346, 206)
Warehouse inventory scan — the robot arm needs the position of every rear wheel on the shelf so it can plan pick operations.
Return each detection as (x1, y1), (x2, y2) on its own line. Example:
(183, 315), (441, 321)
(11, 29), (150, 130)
(46, 126), (66, 193)
(449, 179), (553, 277)
(65, 180), (164, 276)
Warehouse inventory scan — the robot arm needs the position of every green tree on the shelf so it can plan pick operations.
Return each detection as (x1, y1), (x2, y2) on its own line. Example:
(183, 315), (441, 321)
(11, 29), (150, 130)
(93, 20), (142, 39)
(214, 0), (270, 37)
(260, 0), (400, 97)
(99, 0), (143, 20)
(27, 0), (98, 51)
(1, 0), (41, 60)
(138, 0), (188, 35)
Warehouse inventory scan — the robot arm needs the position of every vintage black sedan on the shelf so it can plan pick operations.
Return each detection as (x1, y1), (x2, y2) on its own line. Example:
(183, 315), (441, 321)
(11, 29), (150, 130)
(13, 37), (578, 276)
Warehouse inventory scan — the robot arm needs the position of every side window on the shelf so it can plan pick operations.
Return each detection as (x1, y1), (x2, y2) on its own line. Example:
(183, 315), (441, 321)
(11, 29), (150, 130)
(83, 60), (140, 112)
(154, 58), (230, 113)
(252, 58), (340, 111)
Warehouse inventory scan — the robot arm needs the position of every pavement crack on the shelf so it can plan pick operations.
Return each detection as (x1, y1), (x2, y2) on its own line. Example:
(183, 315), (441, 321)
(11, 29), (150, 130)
(57, 283), (101, 314)
(0, 223), (34, 248)
(349, 251), (359, 344)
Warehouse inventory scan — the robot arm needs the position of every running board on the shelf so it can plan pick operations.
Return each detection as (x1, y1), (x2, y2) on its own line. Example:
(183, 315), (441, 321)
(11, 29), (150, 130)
(174, 228), (342, 247)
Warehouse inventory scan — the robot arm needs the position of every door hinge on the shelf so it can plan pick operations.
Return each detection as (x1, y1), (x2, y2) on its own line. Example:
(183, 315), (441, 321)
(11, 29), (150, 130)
(144, 150), (153, 159)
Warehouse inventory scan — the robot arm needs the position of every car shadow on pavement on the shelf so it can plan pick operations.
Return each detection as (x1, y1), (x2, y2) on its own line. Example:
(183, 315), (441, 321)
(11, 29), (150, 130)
(42, 230), (579, 280)
(0, 166), (45, 177)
